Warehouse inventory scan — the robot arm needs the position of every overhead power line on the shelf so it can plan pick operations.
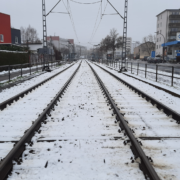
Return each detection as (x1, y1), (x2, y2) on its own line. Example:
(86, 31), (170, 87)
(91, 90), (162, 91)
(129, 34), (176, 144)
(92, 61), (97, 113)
(67, 0), (80, 43)
(107, 0), (124, 19)
(70, 0), (101, 4)
(51, 12), (69, 14)
(89, 3), (102, 43)
(46, 0), (62, 16)
(89, 0), (108, 44)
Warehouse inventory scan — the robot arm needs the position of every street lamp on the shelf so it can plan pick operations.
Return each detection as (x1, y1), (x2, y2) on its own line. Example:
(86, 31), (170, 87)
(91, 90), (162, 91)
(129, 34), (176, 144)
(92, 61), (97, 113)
(155, 31), (165, 62)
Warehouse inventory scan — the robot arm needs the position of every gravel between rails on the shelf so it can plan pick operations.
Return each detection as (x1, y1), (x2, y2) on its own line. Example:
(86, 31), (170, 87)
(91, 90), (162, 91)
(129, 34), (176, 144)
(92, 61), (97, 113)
(91, 62), (180, 180)
(7, 61), (145, 180)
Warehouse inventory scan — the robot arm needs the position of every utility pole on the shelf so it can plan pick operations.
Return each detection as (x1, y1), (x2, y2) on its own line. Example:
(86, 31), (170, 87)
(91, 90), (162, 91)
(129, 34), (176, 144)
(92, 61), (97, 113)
(120, 0), (128, 72)
(42, 0), (49, 70)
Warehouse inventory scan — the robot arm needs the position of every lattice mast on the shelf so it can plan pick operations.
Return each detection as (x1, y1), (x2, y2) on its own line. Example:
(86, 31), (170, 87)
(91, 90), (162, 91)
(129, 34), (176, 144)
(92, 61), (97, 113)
(121, 0), (128, 69)
(42, 0), (47, 48)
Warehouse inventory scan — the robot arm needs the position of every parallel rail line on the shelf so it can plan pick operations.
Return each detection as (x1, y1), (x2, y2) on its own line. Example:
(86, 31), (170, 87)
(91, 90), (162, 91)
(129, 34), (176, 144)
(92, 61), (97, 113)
(93, 62), (180, 123)
(88, 62), (160, 180)
(0, 63), (81, 180)
(0, 63), (75, 111)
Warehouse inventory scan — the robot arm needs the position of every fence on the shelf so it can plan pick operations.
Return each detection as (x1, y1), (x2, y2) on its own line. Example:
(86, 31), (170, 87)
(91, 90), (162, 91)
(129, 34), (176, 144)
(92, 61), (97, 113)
(99, 59), (180, 88)
(0, 54), (64, 84)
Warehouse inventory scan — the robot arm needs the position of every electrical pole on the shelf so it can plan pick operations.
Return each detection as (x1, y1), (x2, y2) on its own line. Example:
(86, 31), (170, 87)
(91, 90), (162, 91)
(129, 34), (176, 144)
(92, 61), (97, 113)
(120, 0), (128, 72)
(42, 0), (48, 70)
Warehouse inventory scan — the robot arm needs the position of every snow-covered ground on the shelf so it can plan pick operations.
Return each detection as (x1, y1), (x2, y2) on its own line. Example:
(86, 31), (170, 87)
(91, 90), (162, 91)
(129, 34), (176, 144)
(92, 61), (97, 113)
(104, 62), (180, 89)
(0, 63), (79, 160)
(7, 61), (144, 180)
(90, 62), (180, 179)
(0, 62), (62, 76)
(96, 62), (180, 114)
(0, 63), (74, 103)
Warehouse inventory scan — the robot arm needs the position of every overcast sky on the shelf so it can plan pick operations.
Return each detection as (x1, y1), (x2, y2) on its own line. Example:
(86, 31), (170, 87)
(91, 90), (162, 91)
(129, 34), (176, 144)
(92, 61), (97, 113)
(1, 0), (180, 48)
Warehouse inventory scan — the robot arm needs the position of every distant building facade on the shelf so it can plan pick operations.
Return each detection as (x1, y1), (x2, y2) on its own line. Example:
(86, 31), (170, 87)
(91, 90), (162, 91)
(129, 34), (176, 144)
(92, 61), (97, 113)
(134, 42), (155, 59)
(0, 12), (21, 45)
(75, 44), (87, 58)
(156, 9), (180, 57)
(112, 37), (132, 59)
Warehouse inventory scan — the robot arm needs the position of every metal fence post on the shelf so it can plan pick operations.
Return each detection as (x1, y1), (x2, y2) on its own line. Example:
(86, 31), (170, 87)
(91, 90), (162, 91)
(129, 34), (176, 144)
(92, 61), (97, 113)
(21, 64), (22, 77)
(29, 63), (31, 75)
(137, 63), (139, 75)
(171, 66), (174, 86)
(156, 65), (158, 82)
(8, 65), (11, 82)
(145, 64), (147, 78)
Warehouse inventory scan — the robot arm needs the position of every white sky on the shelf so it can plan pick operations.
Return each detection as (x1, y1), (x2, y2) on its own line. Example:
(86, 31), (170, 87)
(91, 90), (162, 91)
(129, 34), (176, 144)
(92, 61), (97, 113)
(1, 0), (180, 48)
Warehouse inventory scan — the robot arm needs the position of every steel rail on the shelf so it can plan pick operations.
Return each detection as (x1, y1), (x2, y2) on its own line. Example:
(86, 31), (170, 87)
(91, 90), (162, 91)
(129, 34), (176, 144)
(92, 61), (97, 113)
(88, 62), (160, 180)
(0, 62), (81, 180)
(0, 63), (75, 111)
(93, 62), (180, 123)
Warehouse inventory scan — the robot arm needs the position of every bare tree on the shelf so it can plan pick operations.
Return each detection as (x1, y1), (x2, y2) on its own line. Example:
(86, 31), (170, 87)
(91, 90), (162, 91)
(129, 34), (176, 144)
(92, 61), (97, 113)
(142, 34), (156, 55)
(21, 25), (41, 43)
(109, 28), (120, 59)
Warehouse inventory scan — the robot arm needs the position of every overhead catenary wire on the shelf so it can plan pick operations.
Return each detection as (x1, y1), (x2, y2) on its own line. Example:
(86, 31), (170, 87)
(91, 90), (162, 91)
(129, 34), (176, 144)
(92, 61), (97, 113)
(70, 0), (101, 4)
(88, 3), (102, 43)
(46, 0), (62, 16)
(107, 0), (124, 19)
(67, 0), (80, 43)
(89, 0), (108, 44)
(51, 12), (69, 14)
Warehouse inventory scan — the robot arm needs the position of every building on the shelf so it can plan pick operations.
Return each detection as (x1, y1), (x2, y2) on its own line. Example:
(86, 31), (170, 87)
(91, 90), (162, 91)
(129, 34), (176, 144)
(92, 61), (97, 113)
(0, 12), (21, 45)
(75, 44), (87, 58)
(131, 41), (140, 54)
(47, 36), (74, 51)
(156, 9), (180, 57)
(114, 37), (132, 59)
(134, 42), (155, 59)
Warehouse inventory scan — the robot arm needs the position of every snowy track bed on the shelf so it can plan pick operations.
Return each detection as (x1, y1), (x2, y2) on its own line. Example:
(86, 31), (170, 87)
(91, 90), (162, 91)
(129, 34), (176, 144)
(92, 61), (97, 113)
(97, 63), (180, 114)
(0, 63), (80, 161)
(0, 63), (74, 103)
(6, 61), (145, 180)
(91, 62), (180, 179)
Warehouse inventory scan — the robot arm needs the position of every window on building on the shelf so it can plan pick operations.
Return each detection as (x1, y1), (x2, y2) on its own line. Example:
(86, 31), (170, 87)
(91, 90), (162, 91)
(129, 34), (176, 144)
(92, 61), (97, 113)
(0, 34), (4, 42)
(160, 37), (161, 41)
(15, 37), (18, 44)
(157, 45), (158, 49)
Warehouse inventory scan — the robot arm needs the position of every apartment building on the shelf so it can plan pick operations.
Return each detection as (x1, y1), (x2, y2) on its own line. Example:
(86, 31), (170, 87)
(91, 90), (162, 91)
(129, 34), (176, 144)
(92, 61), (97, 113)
(156, 9), (180, 57)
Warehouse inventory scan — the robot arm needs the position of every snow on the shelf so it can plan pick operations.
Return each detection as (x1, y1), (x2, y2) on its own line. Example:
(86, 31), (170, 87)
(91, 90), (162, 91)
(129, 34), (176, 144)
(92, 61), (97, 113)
(104, 62), (180, 90)
(7, 61), (144, 180)
(90, 61), (180, 179)
(0, 63), (74, 103)
(96, 62), (180, 114)
(2, 60), (180, 179)
(0, 63), (80, 160)
(0, 50), (27, 53)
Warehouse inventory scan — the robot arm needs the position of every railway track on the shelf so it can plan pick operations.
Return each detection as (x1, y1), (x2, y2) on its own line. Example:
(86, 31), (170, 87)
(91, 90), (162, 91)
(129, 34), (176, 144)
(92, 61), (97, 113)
(90, 61), (180, 179)
(0, 62), (76, 110)
(0, 62), (81, 178)
(0, 60), (179, 179)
